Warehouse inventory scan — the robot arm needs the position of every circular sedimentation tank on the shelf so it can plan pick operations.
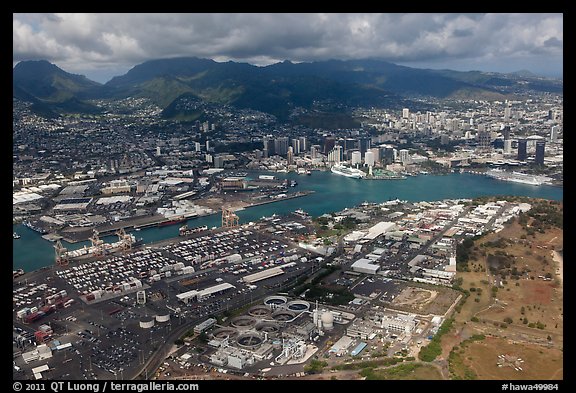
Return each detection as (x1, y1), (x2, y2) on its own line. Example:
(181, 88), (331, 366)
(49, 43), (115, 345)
(271, 310), (296, 322)
(230, 316), (257, 330)
(255, 321), (280, 333)
(286, 300), (310, 312)
(263, 295), (288, 308)
(237, 332), (263, 349)
(212, 328), (238, 340)
(248, 305), (272, 317)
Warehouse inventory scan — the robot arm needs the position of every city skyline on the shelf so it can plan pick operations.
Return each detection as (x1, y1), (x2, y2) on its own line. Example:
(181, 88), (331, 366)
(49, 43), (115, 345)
(13, 13), (563, 83)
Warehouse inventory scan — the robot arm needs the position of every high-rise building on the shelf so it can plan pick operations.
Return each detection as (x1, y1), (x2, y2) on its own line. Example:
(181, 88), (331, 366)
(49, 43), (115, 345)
(535, 141), (545, 165)
(298, 136), (308, 153)
(503, 140), (513, 154)
(550, 126), (559, 142)
(214, 155), (225, 168)
(205, 140), (211, 152)
(364, 151), (375, 167)
(399, 149), (410, 165)
(358, 137), (371, 155)
(287, 146), (294, 166)
(517, 139), (527, 161)
(351, 151), (362, 166)
(263, 135), (274, 158)
(274, 137), (289, 156)
(291, 139), (301, 155)
(195, 142), (201, 152)
(402, 108), (410, 119)
(383, 146), (395, 165)
(324, 136), (336, 154)
(310, 145), (321, 159)
(476, 130), (491, 153)
(328, 145), (343, 164)
(502, 126), (511, 141)
(504, 105), (512, 120)
(368, 147), (381, 164)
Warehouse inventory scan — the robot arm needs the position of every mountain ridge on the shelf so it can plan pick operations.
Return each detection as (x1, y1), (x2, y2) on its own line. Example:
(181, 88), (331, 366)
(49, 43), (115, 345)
(13, 57), (562, 119)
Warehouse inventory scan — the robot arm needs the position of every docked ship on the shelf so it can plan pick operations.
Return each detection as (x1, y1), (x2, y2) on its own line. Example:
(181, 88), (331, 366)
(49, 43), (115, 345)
(157, 216), (187, 227)
(64, 230), (143, 261)
(330, 164), (366, 178)
(179, 225), (209, 236)
(13, 268), (25, 279)
(485, 169), (552, 186)
(22, 220), (48, 234)
(292, 209), (310, 219)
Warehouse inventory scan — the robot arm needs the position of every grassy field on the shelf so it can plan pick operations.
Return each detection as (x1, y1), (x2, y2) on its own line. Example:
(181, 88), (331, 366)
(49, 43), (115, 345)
(361, 362), (444, 380)
(443, 200), (563, 378)
(460, 336), (563, 380)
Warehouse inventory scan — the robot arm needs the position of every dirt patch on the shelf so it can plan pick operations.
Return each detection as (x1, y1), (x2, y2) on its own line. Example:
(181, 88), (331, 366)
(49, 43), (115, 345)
(522, 280), (553, 305)
(392, 287), (437, 309)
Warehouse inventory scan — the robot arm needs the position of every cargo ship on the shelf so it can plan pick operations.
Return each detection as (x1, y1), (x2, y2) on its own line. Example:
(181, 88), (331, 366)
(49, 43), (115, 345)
(157, 216), (187, 227)
(330, 164), (366, 178)
(179, 225), (209, 236)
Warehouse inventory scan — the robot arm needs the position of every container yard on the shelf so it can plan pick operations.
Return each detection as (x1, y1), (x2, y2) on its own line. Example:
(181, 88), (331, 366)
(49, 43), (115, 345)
(13, 221), (317, 381)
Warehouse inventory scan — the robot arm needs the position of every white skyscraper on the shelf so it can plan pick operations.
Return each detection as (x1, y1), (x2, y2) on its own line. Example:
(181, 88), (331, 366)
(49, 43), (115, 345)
(503, 139), (513, 154)
(364, 151), (375, 167)
(399, 149), (410, 165)
(402, 108), (410, 119)
(351, 151), (362, 166)
(550, 126), (559, 142)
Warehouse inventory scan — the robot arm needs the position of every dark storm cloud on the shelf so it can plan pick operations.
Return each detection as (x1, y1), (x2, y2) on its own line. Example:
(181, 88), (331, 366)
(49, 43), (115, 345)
(13, 13), (563, 82)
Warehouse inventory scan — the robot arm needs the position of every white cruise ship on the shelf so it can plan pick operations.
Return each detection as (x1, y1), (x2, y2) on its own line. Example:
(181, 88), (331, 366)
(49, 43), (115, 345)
(330, 164), (366, 178)
(485, 169), (552, 186)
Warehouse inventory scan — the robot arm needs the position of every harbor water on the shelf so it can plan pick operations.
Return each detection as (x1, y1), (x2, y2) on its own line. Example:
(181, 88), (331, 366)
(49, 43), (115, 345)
(13, 171), (562, 273)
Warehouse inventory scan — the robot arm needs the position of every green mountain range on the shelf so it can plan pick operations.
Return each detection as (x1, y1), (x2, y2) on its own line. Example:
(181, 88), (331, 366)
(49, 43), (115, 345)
(13, 57), (562, 120)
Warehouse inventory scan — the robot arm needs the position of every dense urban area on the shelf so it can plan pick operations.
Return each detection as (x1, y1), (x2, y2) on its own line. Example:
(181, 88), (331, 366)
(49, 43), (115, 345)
(13, 72), (563, 381)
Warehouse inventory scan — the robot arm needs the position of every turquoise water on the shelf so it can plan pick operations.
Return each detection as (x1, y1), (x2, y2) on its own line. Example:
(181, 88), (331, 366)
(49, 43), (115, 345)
(13, 172), (562, 273)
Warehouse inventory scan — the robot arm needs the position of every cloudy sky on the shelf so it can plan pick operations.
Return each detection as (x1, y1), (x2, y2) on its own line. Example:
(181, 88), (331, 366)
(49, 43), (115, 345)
(13, 13), (563, 83)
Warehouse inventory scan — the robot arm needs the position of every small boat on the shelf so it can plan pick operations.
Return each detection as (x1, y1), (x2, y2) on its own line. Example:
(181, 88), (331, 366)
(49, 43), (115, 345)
(13, 232), (21, 239)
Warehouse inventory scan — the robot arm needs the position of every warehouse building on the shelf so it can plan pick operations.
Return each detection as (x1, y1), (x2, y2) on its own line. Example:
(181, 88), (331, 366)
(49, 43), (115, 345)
(351, 258), (380, 275)
(176, 282), (236, 303)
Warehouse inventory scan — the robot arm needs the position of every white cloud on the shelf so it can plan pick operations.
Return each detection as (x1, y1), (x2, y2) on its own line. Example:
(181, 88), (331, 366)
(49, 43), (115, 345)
(13, 13), (563, 82)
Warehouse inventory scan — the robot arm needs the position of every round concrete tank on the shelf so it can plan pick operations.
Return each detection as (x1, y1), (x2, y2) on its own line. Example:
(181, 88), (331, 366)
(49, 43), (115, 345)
(255, 321), (280, 334)
(236, 332), (263, 349)
(155, 314), (170, 323)
(212, 328), (238, 340)
(286, 300), (310, 312)
(139, 317), (155, 329)
(248, 305), (272, 318)
(230, 316), (257, 330)
(321, 311), (334, 330)
(264, 296), (287, 308)
(271, 310), (296, 322)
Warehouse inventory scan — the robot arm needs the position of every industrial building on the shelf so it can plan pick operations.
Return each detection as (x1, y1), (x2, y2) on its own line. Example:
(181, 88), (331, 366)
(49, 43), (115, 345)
(176, 283), (236, 303)
(195, 318), (217, 334)
(351, 258), (380, 275)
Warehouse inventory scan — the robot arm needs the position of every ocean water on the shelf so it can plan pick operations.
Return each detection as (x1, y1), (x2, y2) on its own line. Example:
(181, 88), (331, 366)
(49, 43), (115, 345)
(13, 172), (562, 273)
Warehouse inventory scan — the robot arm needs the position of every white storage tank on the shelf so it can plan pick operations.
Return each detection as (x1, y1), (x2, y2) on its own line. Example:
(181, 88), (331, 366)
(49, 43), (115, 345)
(155, 314), (170, 323)
(321, 311), (334, 330)
(139, 317), (155, 329)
